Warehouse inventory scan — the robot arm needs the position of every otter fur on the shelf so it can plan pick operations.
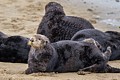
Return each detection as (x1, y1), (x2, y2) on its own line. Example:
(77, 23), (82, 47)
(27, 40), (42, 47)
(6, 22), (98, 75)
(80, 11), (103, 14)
(71, 29), (120, 60)
(37, 2), (94, 42)
(0, 33), (30, 63)
(25, 34), (120, 74)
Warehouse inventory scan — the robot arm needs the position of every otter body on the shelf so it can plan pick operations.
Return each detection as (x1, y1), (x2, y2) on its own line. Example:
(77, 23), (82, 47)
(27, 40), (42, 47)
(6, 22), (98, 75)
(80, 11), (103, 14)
(0, 35), (30, 63)
(26, 34), (120, 74)
(71, 29), (120, 60)
(37, 2), (94, 42)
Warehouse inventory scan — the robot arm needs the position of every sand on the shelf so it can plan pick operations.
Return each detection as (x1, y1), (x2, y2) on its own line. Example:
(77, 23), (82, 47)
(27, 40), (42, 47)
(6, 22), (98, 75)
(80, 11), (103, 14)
(0, 0), (120, 80)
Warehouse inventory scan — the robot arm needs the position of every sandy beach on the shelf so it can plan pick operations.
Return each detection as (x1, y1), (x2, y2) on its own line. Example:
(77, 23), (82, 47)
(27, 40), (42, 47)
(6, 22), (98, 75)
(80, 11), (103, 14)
(0, 0), (120, 80)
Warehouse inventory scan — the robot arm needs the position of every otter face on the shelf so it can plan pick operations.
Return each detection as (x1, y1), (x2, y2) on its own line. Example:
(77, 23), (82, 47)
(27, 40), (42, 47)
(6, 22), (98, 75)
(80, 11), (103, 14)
(83, 38), (96, 44)
(28, 34), (50, 49)
(45, 2), (64, 14)
(83, 38), (102, 50)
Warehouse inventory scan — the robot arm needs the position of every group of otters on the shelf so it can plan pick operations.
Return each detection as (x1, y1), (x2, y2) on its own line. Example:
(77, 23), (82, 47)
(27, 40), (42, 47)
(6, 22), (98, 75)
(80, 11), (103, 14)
(0, 2), (120, 75)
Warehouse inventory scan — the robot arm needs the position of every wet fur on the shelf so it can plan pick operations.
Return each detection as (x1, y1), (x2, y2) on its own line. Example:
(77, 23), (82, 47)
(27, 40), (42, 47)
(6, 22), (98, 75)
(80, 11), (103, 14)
(37, 2), (94, 42)
(0, 35), (30, 63)
(71, 29), (120, 60)
(25, 34), (120, 74)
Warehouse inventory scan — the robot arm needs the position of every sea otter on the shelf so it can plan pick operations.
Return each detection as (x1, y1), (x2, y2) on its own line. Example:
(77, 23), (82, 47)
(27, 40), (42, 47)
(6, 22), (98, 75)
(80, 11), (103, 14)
(37, 2), (94, 42)
(0, 35), (30, 63)
(71, 29), (120, 60)
(25, 34), (120, 74)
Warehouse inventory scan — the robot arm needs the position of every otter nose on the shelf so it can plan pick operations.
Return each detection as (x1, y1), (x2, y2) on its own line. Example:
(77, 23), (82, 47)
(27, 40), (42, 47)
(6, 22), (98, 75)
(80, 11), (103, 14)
(30, 38), (34, 42)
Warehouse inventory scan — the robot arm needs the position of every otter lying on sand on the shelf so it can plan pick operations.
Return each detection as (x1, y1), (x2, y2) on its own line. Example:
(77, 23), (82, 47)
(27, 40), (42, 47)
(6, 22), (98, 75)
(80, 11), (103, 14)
(71, 29), (120, 60)
(0, 33), (30, 63)
(25, 34), (120, 74)
(37, 2), (94, 42)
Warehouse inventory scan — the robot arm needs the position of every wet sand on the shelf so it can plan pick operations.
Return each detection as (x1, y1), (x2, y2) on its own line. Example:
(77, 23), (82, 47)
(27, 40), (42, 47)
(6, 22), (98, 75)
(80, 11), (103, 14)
(0, 0), (120, 80)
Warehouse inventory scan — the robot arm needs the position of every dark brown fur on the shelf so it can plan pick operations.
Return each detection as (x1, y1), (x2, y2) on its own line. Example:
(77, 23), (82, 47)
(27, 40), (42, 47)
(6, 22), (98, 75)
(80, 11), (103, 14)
(37, 2), (94, 42)
(0, 32), (30, 63)
(25, 34), (120, 74)
(71, 29), (120, 60)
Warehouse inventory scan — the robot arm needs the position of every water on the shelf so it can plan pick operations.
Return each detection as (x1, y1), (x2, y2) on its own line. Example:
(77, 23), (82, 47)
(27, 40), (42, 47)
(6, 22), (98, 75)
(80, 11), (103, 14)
(100, 19), (120, 27)
(68, 0), (120, 27)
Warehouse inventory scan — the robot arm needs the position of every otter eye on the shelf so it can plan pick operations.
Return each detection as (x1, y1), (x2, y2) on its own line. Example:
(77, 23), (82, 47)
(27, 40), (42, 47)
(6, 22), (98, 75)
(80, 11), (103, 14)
(45, 41), (48, 44)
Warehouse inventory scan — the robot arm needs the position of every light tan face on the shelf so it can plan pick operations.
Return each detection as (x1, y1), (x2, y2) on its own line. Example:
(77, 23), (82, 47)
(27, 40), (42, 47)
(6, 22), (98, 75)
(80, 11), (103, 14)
(83, 38), (96, 44)
(83, 38), (98, 46)
(28, 34), (50, 49)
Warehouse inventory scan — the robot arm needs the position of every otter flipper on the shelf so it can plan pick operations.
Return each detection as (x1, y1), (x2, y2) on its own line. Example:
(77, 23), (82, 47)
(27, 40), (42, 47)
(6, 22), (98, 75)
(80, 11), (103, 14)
(78, 63), (120, 73)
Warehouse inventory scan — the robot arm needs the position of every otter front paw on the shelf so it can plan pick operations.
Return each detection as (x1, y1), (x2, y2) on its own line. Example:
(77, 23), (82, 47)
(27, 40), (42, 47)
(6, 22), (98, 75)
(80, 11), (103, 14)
(25, 68), (33, 74)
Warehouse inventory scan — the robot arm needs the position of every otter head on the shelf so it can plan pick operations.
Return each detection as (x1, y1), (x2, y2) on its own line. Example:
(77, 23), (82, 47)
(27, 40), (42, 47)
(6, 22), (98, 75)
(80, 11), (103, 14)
(45, 2), (65, 15)
(83, 38), (96, 44)
(83, 38), (102, 50)
(28, 34), (50, 49)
